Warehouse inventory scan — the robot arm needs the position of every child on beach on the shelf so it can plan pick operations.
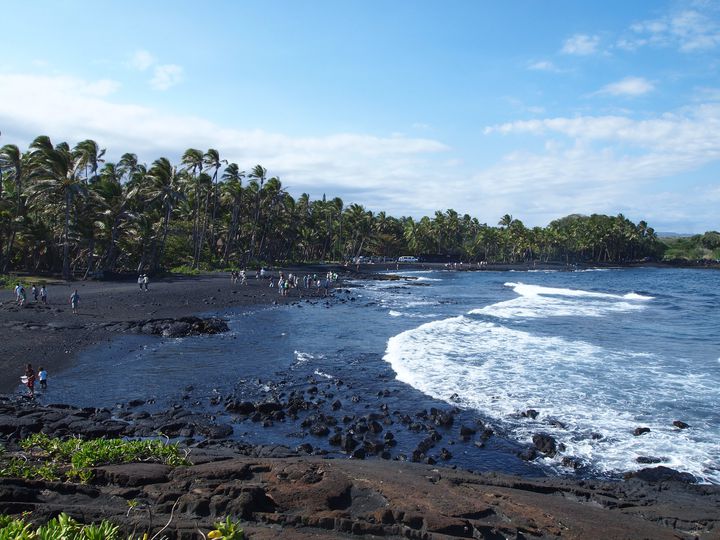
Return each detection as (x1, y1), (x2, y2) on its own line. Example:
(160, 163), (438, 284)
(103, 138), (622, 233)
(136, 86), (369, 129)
(24, 363), (36, 398)
(70, 289), (80, 314)
(143, 274), (149, 291)
(138, 274), (144, 290)
(32, 284), (38, 302)
(38, 367), (47, 390)
(40, 285), (47, 304)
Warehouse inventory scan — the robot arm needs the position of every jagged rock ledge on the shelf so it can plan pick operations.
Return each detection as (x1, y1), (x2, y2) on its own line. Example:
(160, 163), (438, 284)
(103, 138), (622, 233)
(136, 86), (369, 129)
(100, 316), (229, 337)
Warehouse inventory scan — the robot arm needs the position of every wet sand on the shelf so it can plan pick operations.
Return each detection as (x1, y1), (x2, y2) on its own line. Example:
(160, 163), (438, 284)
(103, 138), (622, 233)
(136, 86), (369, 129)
(0, 270), (333, 393)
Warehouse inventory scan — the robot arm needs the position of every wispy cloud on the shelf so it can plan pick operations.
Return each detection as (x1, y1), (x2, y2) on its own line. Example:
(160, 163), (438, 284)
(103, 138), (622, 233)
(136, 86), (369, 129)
(528, 60), (561, 72)
(596, 76), (654, 97)
(150, 64), (183, 91)
(129, 49), (156, 71)
(620, 8), (720, 52)
(0, 72), (451, 215)
(127, 49), (183, 90)
(561, 34), (600, 55)
(478, 103), (720, 229)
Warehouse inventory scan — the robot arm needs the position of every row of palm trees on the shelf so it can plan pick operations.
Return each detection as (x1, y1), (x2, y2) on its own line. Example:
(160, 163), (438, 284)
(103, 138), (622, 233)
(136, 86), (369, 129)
(0, 136), (665, 278)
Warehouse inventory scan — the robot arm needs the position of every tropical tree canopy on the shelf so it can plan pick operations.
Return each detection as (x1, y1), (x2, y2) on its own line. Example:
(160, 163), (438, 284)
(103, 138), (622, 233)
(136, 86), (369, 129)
(0, 135), (685, 276)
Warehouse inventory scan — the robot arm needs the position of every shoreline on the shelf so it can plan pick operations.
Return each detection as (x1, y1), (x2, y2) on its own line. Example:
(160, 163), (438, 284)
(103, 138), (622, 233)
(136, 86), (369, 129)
(1, 266), (718, 538)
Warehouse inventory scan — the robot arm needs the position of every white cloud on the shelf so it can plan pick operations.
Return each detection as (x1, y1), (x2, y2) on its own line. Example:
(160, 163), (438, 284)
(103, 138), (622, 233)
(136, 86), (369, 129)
(129, 49), (156, 71)
(561, 34), (599, 55)
(150, 64), (183, 90)
(622, 9), (720, 52)
(528, 60), (560, 72)
(476, 104), (720, 229)
(84, 79), (121, 97)
(0, 72), (451, 215)
(1, 71), (718, 231)
(596, 76), (654, 97)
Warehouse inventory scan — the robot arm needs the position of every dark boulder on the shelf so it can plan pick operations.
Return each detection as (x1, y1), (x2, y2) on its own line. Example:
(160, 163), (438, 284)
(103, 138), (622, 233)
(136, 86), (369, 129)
(633, 427), (651, 436)
(532, 433), (558, 457)
(225, 401), (255, 415)
(673, 420), (690, 429)
(625, 466), (696, 483)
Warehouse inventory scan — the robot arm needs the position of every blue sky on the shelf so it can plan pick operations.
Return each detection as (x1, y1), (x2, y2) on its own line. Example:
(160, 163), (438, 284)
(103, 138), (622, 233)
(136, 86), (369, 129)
(1, 0), (719, 232)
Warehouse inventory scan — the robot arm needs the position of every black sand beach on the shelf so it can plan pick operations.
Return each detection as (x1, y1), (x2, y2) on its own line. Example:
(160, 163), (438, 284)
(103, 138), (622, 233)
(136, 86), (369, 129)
(1, 268), (718, 539)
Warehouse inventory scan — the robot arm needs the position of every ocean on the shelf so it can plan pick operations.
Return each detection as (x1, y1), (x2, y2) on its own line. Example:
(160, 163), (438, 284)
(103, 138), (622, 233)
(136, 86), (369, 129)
(47, 267), (720, 484)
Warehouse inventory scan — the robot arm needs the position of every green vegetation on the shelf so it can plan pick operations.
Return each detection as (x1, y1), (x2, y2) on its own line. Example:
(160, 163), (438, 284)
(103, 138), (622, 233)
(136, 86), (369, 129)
(0, 513), (123, 540)
(0, 136), (701, 276)
(0, 513), (244, 539)
(208, 517), (245, 539)
(0, 434), (189, 483)
(660, 231), (720, 262)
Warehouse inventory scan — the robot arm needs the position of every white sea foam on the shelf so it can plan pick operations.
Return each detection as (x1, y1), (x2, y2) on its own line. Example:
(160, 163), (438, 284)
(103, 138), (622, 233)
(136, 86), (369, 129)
(470, 282), (652, 319)
(314, 369), (334, 379)
(384, 314), (720, 483)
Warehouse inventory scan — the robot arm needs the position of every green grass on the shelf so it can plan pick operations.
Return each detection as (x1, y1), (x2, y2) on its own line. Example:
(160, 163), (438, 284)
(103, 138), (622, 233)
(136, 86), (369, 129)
(0, 513), (244, 539)
(0, 434), (189, 483)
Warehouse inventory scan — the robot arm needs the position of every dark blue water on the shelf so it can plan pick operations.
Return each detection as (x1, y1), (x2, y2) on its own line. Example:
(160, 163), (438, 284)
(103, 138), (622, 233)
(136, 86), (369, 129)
(41, 267), (720, 483)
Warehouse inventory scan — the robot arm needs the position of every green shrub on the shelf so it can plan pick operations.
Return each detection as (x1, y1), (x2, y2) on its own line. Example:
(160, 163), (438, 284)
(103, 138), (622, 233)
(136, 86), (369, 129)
(2, 434), (189, 483)
(169, 264), (200, 275)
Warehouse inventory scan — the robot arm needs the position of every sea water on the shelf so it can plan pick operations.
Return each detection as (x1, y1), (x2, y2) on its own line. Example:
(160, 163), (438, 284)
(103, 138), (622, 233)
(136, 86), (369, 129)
(49, 267), (719, 483)
(382, 267), (720, 484)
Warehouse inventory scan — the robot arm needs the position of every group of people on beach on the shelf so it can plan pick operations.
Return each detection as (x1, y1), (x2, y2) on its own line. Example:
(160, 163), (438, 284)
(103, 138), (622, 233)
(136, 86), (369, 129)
(22, 363), (47, 398)
(269, 271), (337, 297)
(14, 283), (48, 306)
(230, 269), (247, 285)
(137, 274), (150, 291)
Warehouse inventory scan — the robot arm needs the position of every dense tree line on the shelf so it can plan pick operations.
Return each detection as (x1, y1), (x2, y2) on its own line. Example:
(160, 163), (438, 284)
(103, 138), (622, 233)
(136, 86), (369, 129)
(0, 136), (667, 278)
(661, 231), (720, 261)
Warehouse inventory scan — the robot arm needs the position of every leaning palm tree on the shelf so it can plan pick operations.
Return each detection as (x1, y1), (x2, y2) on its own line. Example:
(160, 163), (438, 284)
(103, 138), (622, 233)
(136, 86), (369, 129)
(181, 148), (205, 267)
(220, 163), (244, 266)
(145, 157), (184, 272)
(203, 148), (226, 257)
(0, 144), (29, 271)
(247, 164), (267, 263)
(27, 136), (87, 279)
(74, 139), (106, 183)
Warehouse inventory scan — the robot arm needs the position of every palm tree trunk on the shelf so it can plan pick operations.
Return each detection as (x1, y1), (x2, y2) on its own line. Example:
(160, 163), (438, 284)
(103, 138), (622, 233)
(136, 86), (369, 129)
(62, 190), (72, 279)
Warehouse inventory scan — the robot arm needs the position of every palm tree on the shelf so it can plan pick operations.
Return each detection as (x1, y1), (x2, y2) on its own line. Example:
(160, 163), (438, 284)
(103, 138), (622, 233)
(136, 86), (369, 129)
(220, 163), (244, 265)
(203, 149), (227, 258)
(145, 158), (184, 271)
(247, 165), (267, 262)
(181, 148), (205, 267)
(95, 164), (139, 272)
(0, 144), (28, 271)
(27, 136), (87, 279)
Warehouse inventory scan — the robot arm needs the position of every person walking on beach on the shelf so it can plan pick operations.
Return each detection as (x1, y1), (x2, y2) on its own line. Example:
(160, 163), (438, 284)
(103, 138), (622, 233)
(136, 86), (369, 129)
(138, 274), (144, 291)
(38, 366), (48, 390)
(17, 285), (26, 307)
(31, 284), (38, 302)
(240, 269), (247, 285)
(143, 274), (149, 291)
(70, 289), (80, 314)
(24, 363), (36, 398)
(39, 285), (47, 304)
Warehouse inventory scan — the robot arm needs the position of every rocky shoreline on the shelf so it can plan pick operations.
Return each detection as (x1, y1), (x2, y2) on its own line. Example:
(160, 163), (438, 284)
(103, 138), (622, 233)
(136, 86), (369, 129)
(1, 270), (719, 538)
(1, 395), (718, 539)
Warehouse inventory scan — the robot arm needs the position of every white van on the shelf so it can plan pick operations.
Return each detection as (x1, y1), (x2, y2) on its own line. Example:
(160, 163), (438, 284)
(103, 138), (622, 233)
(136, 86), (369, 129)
(398, 256), (419, 263)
